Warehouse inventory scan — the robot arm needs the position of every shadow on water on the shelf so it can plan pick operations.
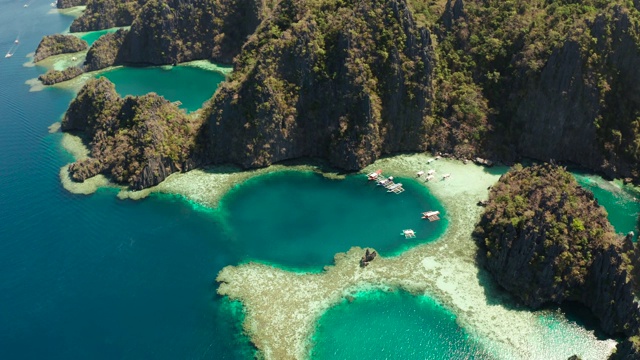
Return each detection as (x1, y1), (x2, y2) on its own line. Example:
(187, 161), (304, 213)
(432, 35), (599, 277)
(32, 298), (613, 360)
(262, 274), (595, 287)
(549, 302), (612, 341)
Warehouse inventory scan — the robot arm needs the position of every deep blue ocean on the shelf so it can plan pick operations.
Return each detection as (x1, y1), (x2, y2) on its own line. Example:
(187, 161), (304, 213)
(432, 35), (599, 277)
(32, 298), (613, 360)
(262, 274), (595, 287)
(2, 2), (640, 360)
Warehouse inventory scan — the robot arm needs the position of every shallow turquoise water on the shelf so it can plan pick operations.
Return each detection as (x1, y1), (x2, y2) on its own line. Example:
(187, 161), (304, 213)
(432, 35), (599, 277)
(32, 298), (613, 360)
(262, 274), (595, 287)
(78, 27), (122, 46)
(573, 172), (640, 239)
(97, 65), (226, 112)
(311, 290), (491, 360)
(219, 171), (447, 270)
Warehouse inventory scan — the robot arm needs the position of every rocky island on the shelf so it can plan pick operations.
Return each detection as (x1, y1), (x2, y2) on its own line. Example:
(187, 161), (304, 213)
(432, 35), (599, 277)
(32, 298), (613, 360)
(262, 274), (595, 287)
(33, 34), (87, 63)
(474, 164), (640, 358)
(62, 77), (205, 189)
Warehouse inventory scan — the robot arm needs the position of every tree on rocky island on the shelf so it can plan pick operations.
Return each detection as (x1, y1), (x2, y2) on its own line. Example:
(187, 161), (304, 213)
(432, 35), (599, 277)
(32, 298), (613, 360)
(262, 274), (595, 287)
(473, 163), (640, 358)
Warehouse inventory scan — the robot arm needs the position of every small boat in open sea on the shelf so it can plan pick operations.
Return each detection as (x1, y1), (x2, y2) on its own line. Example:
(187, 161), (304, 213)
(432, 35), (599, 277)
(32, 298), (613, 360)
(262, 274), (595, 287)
(5, 52), (13, 58)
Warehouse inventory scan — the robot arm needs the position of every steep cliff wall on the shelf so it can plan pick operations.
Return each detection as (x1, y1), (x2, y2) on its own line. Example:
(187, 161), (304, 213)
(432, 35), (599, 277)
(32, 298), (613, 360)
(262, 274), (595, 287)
(474, 164), (640, 357)
(117, 0), (265, 65)
(435, 0), (640, 182)
(62, 78), (205, 189)
(70, 0), (147, 32)
(202, 0), (435, 170)
(84, 29), (128, 72)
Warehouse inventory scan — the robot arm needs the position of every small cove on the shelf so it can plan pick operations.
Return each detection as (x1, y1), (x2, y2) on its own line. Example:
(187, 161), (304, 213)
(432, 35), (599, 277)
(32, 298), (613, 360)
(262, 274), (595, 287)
(97, 64), (227, 112)
(77, 27), (124, 46)
(216, 171), (447, 271)
(573, 171), (640, 239)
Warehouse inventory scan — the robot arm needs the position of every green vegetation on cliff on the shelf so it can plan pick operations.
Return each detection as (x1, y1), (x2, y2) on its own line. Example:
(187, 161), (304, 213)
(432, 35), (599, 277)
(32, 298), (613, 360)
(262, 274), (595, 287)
(33, 34), (87, 62)
(62, 77), (205, 189)
(202, 0), (434, 170)
(38, 66), (84, 85)
(422, 0), (640, 180)
(84, 29), (128, 71)
(116, 0), (266, 65)
(56, 0), (87, 8)
(474, 164), (640, 357)
(45, 0), (640, 180)
(70, 0), (147, 32)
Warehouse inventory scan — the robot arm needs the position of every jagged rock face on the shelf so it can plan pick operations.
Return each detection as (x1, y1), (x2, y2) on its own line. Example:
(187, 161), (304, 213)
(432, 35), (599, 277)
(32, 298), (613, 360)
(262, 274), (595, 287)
(70, 0), (147, 32)
(117, 0), (264, 65)
(474, 164), (640, 338)
(62, 77), (121, 136)
(513, 40), (603, 170)
(56, 0), (87, 8)
(508, 6), (640, 181)
(33, 34), (87, 62)
(62, 78), (205, 189)
(84, 29), (129, 71)
(204, 0), (434, 170)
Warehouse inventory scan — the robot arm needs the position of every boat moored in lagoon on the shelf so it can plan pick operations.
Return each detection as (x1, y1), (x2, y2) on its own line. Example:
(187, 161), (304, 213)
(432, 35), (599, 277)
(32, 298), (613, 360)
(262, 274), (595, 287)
(402, 229), (416, 238)
(367, 169), (382, 181)
(422, 211), (440, 221)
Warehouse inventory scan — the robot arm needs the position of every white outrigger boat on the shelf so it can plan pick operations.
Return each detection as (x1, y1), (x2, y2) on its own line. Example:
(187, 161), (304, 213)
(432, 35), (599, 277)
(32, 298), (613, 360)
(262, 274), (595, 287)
(402, 229), (416, 238)
(386, 183), (403, 193)
(422, 210), (440, 221)
(367, 169), (382, 181)
(377, 176), (393, 186)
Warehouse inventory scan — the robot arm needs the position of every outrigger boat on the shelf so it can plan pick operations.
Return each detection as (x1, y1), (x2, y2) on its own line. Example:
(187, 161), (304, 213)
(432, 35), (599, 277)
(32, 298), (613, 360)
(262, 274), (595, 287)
(386, 183), (403, 192)
(422, 210), (440, 221)
(377, 176), (393, 186)
(367, 169), (382, 181)
(402, 229), (416, 238)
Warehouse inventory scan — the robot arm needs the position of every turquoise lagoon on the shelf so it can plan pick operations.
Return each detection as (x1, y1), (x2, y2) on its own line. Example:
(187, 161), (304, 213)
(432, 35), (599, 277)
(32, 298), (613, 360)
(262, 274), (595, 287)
(218, 171), (447, 270)
(98, 65), (228, 112)
(574, 172), (640, 239)
(311, 290), (490, 360)
(0, 2), (630, 359)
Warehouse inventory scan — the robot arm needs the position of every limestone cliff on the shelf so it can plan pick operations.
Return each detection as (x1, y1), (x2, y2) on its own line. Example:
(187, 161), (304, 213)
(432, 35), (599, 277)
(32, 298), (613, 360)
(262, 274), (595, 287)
(474, 164), (640, 357)
(56, 0), (87, 8)
(70, 0), (147, 32)
(33, 34), (87, 62)
(202, 0), (435, 170)
(117, 0), (265, 65)
(84, 29), (128, 72)
(62, 78), (205, 189)
(436, 0), (640, 182)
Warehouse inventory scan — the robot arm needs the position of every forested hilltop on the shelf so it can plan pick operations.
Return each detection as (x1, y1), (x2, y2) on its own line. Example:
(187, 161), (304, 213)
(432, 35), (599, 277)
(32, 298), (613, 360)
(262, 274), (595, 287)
(474, 164), (640, 358)
(53, 0), (640, 185)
